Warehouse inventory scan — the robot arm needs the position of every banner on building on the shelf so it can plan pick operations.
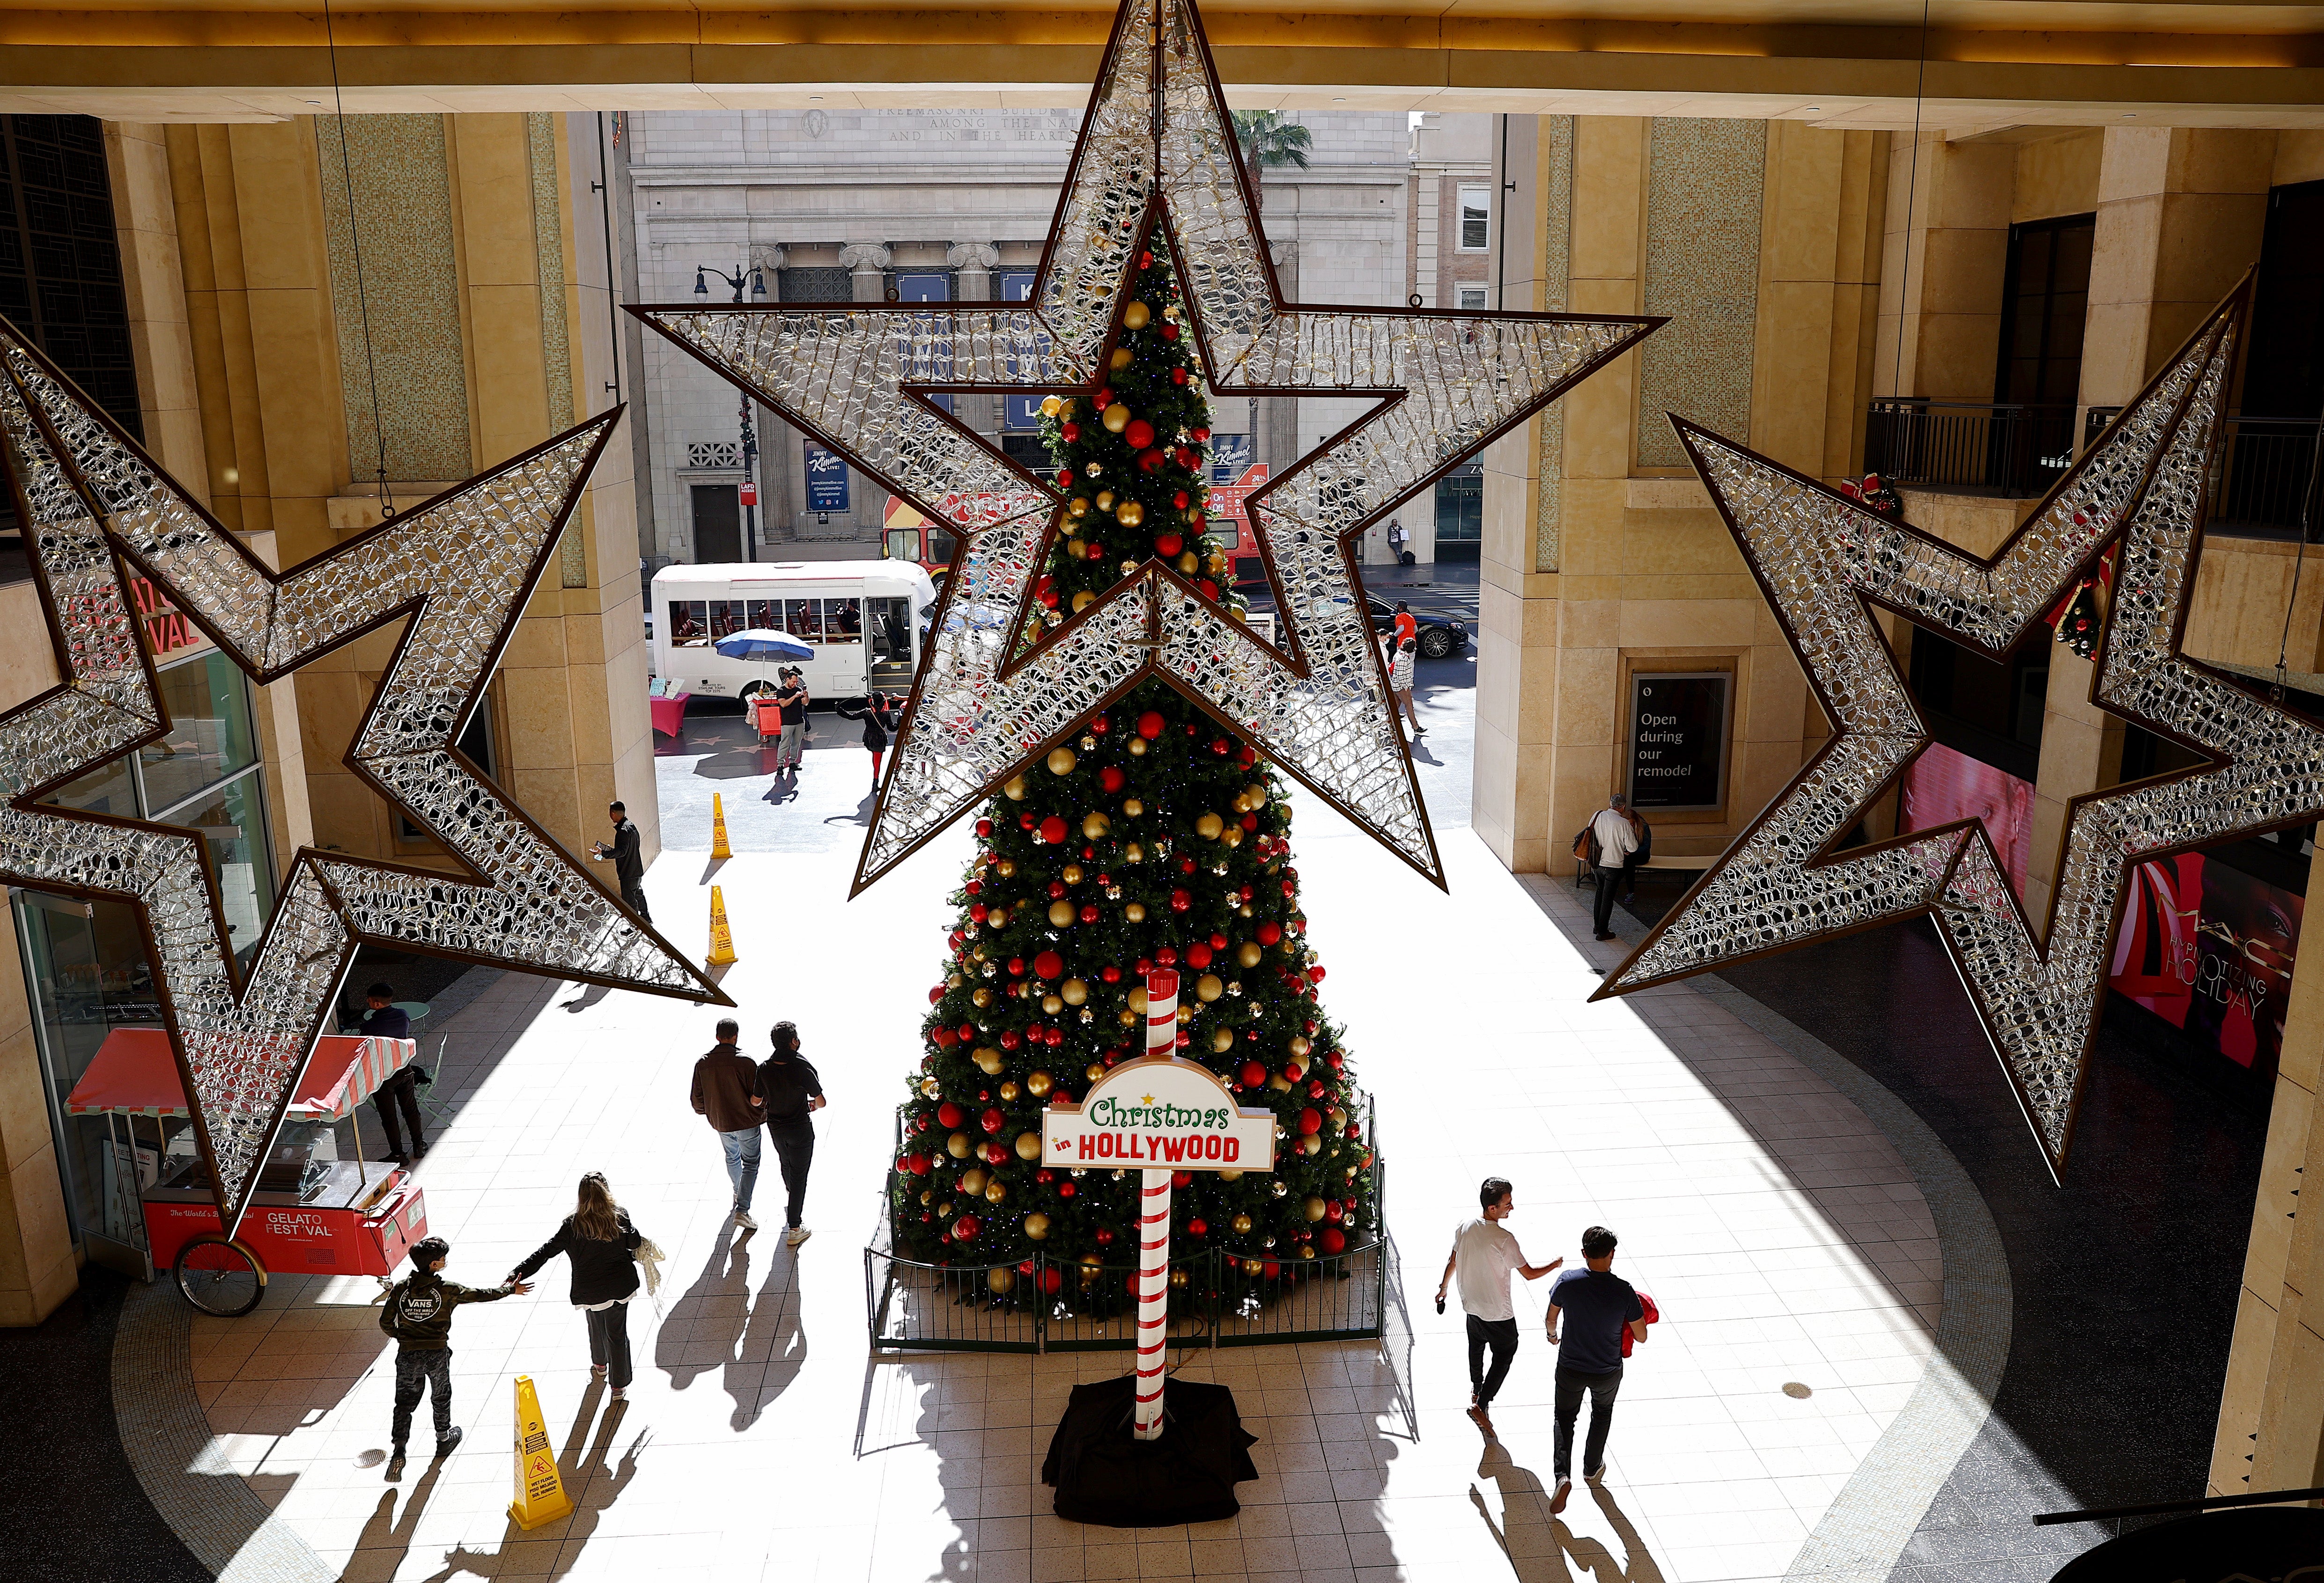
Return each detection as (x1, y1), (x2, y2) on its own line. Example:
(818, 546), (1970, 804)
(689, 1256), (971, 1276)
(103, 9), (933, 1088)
(2109, 851), (2302, 1074)
(1900, 741), (2035, 899)
(804, 441), (850, 512)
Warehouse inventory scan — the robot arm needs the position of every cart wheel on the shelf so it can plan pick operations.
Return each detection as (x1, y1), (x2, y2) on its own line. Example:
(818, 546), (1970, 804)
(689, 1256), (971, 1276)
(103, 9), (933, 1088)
(174, 1235), (267, 1318)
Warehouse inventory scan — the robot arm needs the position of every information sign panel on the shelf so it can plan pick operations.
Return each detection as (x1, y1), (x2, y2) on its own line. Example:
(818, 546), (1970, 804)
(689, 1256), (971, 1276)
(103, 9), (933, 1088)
(1626, 671), (1731, 812)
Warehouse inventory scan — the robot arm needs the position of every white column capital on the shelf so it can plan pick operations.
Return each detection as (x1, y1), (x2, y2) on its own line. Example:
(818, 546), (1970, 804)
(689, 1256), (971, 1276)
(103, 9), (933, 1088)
(839, 242), (893, 273)
(945, 241), (1001, 271)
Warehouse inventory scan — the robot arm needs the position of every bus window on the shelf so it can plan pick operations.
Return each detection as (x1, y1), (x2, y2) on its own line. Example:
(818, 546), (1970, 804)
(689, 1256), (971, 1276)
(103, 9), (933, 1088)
(785, 598), (820, 643)
(668, 600), (709, 645)
(825, 599), (863, 644)
(870, 597), (913, 660)
(708, 600), (746, 639)
(927, 529), (958, 566)
(885, 528), (917, 562)
(746, 598), (779, 629)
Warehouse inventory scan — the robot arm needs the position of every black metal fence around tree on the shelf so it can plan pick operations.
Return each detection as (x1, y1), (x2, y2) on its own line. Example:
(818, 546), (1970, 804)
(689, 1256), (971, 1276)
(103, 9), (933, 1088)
(864, 1109), (1389, 1354)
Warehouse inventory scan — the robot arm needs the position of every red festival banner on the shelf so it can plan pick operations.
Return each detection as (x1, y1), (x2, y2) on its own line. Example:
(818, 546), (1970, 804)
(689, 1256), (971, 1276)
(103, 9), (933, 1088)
(2108, 852), (2302, 1073)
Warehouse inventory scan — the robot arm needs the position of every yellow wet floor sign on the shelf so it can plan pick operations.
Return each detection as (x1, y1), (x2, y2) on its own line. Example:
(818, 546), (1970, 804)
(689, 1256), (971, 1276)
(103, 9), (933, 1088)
(711, 792), (733, 860)
(508, 1375), (574, 1529)
(707, 885), (737, 966)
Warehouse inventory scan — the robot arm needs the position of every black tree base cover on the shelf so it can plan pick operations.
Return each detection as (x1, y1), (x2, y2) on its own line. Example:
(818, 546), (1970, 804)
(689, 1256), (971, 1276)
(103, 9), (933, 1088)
(1041, 1375), (1260, 1526)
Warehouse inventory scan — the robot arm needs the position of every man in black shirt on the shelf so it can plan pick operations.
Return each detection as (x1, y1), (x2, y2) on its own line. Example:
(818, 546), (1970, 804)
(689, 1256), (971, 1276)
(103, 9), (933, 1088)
(1544, 1224), (1648, 1512)
(774, 669), (808, 775)
(360, 981), (427, 1164)
(759, 1021), (826, 1248)
(591, 800), (650, 922)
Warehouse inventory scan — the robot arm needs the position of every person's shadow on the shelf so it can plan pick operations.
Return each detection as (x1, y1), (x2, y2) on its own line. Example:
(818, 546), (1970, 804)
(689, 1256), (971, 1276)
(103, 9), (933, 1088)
(745, 1256), (809, 1429)
(824, 790), (877, 827)
(657, 1220), (773, 1428)
(416, 1383), (647, 1582)
(1471, 1447), (1666, 1583)
(352, 1458), (445, 1576)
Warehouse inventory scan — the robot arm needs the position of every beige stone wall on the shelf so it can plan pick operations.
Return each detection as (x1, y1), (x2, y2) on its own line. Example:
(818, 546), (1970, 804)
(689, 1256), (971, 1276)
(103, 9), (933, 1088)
(2010, 130), (2102, 224)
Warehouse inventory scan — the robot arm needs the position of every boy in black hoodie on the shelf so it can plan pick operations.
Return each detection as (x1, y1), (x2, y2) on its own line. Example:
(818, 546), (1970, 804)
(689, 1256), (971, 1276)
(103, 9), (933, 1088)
(379, 1236), (529, 1468)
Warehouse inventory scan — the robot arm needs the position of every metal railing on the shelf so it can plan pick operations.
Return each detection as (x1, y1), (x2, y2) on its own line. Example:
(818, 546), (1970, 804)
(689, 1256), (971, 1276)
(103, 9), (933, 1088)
(2208, 415), (2322, 538)
(865, 1111), (1389, 1354)
(1865, 399), (2079, 499)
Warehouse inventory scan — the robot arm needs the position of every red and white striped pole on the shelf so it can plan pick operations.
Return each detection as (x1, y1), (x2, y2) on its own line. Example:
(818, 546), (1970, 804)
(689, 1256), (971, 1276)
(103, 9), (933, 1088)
(1133, 968), (1180, 1441)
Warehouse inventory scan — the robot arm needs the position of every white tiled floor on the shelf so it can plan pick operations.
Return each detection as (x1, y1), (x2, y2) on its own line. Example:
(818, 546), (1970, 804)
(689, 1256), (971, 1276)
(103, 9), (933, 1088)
(165, 813), (1950, 1583)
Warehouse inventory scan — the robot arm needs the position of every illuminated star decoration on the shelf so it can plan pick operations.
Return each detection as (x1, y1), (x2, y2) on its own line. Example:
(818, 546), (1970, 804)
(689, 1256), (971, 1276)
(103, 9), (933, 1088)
(631, 0), (1660, 894)
(0, 323), (727, 1235)
(1594, 281), (2324, 1177)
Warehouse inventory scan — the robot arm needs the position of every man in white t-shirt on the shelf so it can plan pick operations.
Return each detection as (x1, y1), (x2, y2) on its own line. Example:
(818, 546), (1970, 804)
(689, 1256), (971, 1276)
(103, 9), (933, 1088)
(1436, 1176), (1563, 1438)
(1587, 793), (1643, 942)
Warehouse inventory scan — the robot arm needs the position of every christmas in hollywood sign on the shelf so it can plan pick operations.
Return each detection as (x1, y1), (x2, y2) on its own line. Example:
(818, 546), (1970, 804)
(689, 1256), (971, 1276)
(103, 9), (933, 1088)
(1044, 969), (1276, 1439)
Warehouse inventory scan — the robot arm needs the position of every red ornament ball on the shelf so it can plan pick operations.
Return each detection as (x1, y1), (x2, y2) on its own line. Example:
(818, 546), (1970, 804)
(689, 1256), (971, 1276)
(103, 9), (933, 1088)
(1124, 418), (1155, 449)
(1187, 1218), (1208, 1236)
(1100, 766), (1126, 792)
(1008, 958), (1026, 974)
(1257, 921), (1282, 945)
(1239, 1060), (1265, 1087)
(954, 1215), (980, 1241)
(1102, 965), (1121, 983)
(1157, 946), (1178, 966)
(1172, 1170), (1193, 1188)
(1094, 1227), (1114, 1246)
(1298, 1108), (1322, 1135)
(1079, 904), (1100, 924)
(1062, 422), (1081, 442)
(999, 1030), (1022, 1051)
(1186, 943), (1213, 969)
(1058, 1181), (1077, 1198)
(1307, 965), (1327, 984)
(1039, 815), (1068, 844)
(1033, 949), (1064, 980)
(1169, 889), (1192, 913)
(1040, 1267), (1065, 1294)
(974, 818), (992, 836)
(932, 1027), (958, 1049)
(907, 1153), (931, 1176)
(981, 1107), (1006, 1134)
(1137, 710), (1166, 740)
(1320, 1227), (1346, 1255)
(937, 1101), (964, 1129)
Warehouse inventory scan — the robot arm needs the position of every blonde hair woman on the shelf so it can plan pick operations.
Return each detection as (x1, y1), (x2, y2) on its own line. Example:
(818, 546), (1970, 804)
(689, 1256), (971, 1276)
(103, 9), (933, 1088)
(511, 1173), (648, 1398)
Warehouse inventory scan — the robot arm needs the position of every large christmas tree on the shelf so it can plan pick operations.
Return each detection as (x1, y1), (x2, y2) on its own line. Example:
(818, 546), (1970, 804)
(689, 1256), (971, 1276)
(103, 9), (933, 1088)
(888, 237), (1380, 1311)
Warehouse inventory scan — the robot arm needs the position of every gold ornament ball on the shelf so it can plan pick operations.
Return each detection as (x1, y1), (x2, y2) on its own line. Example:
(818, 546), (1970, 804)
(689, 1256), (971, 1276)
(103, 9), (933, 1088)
(919, 1190), (932, 1206)
(1096, 489), (1116, 511)
(1068, 496), (1089, 519)
(1290, 1035), (1312, 1057)
(1062, 978), (1089, 1006)
(1301, 1134), (1323, 1156)
(1040, 394), (1063, 417)
(1123, 799), (1144, 818)
(988, 1267), (1016, 1294)
(971, 987), (992, 1009)
(919, 1077), (941, 1098)
(1195, 812), (1225, 840)
(1072, 590), (1096, 614)
(1238, 942), (1263, 969)
(1244, 783), (1268, 808)
(1041, 992), (1064, 1014)
(1080, 1252), (1104, 1270)
(1048, 747), (1077, 776)
(1014, 1131), (1042, 1161)
(984, 1179), (1007, 1204)
(947, 1132), (972, 1159)
(1128, 737), (1148, 757)
(1102, 403), (1132, 434)
(1087, 1062), (1107, 1081)
(946, 972), (964, 989)
(1231, 1213), (1254, 1235)
(1118, 1009), (1138, 1028)
(1299, 1244), (1316, 1260)
(1062, 863), (1085, 884)
(996, 859), (1016, 878)
(1125, 902), (1147, 923)
(1196, 973), (1223, 1003)
(1242, 1258), (1264, 1276)
(1083, 812), (1110, 840)
(974, 1046), (1003, 1073)
(1048, 900), (1076, 928)
(1109, 347), (1133, 370)
(959, 1167), (988, 1196)
(1169, 1267), (1189, 1288)
(1221, 1170), (1243, 1183)
(1125, 841), (1145, 862)
(1003, 775), (1027, 800)
(938, 1201), (953, 1219)
(1303, 1197), (1328, 1223)
(1066, 537), (1086, 560)
(1210, 1028), (1235, 1052)
(1175, 1004), (1194, 1025)
(999, 1081), (1020, 1101)
(1024, 1212), (1052, 1240)
(1124, 300), (1152, 330)
(1128, 987), (1150, 1014)
(1118, 500), (1145, 528)
(985, 907), (1009, 929)
(1026, 1069), (1055, 1096)
(1222, 827), (1243, 848)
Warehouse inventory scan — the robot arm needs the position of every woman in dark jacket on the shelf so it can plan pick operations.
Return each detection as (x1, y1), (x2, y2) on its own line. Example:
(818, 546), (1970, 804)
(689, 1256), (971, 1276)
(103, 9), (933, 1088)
(834, 691), (900, 790)
(511, 1172), (646, 1398)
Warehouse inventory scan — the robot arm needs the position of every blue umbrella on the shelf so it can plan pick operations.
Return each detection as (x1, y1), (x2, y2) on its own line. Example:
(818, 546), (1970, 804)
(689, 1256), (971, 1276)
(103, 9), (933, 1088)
(715, 628), (814, 662)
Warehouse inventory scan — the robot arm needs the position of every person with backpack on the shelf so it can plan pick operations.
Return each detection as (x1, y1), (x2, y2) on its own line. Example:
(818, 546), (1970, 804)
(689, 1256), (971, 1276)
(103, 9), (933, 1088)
(378, 1236), (528, 1470)
(1544, 1225), (1651, 1513)
(1575, 793), (1645, 941)
(510, 1173), (651, 1400)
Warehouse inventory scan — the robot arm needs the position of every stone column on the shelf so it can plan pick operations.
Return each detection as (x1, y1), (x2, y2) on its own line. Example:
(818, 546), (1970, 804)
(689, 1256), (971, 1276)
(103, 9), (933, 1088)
(1873, 131), (2013, 403)
(2079, 128), (2274, 415)
(948, 240), (997, 302)
(841, 242), (891, 303)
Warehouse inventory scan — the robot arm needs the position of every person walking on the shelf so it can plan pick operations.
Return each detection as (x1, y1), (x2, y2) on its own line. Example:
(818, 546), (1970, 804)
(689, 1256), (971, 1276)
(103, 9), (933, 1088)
(758, 1021), (828, 1248)
(510, 1173), (649, 1400)
(1544, 1225), (1648, 1513)
(774, 669), (809, 774)
(691, 1018), (765, 1230)
(360, 982), (427, 1164)
(591, 801), (650, 923)
(1391, 600), (1417, 655)
(834, 691), (899, 791)
(1435, 1176), (1562, 1440)
(379, 1235), (528, 1471)
(1389, 635), (1422, 737)
(1583, 792), (1641, 941)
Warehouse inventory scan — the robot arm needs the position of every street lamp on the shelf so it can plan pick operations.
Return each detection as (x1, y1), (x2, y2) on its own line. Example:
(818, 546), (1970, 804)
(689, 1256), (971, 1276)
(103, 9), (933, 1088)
(693, 258), (767, 303)
(738, 390), (760, 562)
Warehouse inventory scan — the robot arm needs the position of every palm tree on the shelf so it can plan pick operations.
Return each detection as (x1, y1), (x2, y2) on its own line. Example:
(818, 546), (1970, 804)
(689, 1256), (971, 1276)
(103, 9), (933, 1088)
(1231, 111), (1312, 210)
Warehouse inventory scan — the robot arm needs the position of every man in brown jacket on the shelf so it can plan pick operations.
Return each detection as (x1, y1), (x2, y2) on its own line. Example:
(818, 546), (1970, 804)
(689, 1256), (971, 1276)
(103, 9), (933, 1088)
(692, 1018), (765, 1230)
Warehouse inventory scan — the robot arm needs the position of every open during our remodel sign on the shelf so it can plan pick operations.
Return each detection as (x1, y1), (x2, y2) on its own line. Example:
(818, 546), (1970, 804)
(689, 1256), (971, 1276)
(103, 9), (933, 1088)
(1627, 672), (1731, 813)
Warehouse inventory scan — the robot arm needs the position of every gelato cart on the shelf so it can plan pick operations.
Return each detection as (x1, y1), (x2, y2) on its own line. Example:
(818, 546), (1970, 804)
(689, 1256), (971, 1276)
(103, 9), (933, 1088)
(65, 1028), (431, 1317)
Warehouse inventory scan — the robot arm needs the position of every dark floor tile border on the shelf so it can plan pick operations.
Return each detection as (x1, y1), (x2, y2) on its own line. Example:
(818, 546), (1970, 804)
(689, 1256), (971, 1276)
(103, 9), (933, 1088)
(110, 1278), (338, 1583)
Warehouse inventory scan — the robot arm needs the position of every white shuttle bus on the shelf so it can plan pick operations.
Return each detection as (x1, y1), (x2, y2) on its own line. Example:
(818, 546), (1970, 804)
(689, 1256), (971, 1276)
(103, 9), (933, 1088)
(651, 560), (938, 704)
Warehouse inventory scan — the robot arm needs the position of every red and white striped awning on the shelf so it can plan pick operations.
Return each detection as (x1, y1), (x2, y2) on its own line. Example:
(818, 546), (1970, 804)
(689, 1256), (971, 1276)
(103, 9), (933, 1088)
(65, 1029), (419, 1123)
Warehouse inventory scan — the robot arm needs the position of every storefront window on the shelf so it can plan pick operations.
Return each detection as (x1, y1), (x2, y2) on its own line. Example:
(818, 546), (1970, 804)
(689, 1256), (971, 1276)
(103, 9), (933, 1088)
(138, 649), (259, 814)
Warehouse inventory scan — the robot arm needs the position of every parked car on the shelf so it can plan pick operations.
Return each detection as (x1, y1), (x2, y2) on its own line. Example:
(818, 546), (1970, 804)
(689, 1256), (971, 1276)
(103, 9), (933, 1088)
(1364, 596), (1468, 659)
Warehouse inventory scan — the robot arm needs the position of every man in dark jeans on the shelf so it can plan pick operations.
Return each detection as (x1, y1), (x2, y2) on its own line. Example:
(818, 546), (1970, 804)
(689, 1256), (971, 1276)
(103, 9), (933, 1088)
(360, 982), (426, 1164)
(1435, 1176), (1560, 1440)
(757, 1020), (827, 1248)
(592, 800), (649, 923)
(1544, 1225), (1648, 1512)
